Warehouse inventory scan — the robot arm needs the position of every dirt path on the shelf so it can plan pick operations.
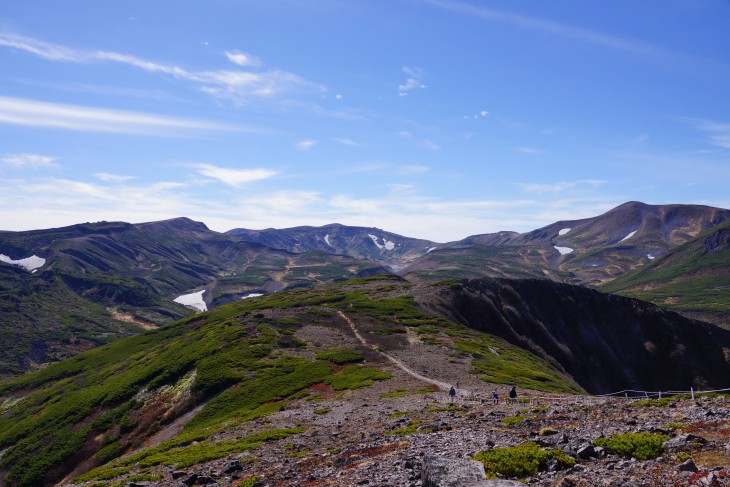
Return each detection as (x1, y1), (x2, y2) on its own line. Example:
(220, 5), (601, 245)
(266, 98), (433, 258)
(337, 311), (453, 392)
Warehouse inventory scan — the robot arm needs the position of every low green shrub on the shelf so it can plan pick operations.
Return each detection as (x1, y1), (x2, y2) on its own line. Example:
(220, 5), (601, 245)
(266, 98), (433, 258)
(474, 441), (575, 478)
(325, 365), (392, 390)
(629, 397), (672, 408)
(501, 415), (534, 426)
(314, 348), (364, 364)
(593, 432), (670, 460)
(387, 419), (429, 436)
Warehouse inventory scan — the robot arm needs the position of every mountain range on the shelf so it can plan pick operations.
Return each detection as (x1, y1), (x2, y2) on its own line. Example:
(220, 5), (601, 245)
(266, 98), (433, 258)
(0, 200), (728, 377)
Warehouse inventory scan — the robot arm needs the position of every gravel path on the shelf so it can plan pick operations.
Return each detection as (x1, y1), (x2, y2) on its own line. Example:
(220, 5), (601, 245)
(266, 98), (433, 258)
(338, 310), (453, 392)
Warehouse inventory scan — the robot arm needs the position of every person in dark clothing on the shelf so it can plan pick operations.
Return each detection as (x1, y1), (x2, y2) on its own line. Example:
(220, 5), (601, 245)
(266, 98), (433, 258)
(509, 386), (517, 403)
(492, 389), (499, 404)
(449, 386), (456, 401)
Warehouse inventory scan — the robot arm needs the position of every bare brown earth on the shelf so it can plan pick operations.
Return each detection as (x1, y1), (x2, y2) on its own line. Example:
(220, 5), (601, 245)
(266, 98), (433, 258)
(107, 307), (158, 330)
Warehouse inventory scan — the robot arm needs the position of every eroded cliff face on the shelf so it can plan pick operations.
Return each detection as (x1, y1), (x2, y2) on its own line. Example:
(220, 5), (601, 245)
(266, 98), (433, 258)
(418, 278), (730, 394)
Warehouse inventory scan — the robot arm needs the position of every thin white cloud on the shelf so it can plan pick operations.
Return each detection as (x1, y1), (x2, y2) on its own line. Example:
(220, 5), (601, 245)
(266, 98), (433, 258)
(224, 50), (261, 67)
(95, 173), (135, 183)
(335, 94), (344, 100)
(421, 140), (440, 151)
(497, 117), (524, 129)
(1, 153), (58, 168)
(295, 139), (317, 151)
(333, 137), (361, 147)
(0, 33), (88, 62)
(0, 33), (323, 105)
(418, 0), (672, 58)
(518, 180), (607, 194)
(0, 96), (246, 135)
(398, 66), (427, 96)
(398, 165), (430, 174)
(465, 110), (489, 119)
(514, 146), (542, 154)
(684, 118), (730, 150)
(195, 163), (277, 187)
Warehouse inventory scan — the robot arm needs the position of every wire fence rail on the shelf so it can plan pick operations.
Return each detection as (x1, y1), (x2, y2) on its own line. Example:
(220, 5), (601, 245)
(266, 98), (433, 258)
(438, 386), (730, 408)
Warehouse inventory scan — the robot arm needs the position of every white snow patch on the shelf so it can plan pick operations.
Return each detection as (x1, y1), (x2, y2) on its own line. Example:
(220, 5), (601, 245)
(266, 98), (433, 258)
(558, 228), (571, 236)
(368, 234), (395, 251)
(174, 290), (207, 312)
(241, 293), (264, 300)
(323, 234), (333, 247)
(554, 246), (574, 255)
(647, 254), (656, 260)
(619, 230), (637, 243)
(368, 234), (383, 249)
(0, 254), (46, 271)
(426, 247), (438, 253)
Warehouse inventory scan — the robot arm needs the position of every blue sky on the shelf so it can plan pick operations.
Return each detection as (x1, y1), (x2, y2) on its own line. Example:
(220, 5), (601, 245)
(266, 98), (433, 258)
(1, 0), (729, 242)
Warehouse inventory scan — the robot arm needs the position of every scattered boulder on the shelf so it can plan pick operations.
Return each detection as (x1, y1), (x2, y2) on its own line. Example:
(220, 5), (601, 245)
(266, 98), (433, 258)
(662, 433), (708, 450)
(577, 444), (597, 460)
(422, 456), (489, 486)
(677, 459), (698, 472)
(222, 460), (242, 474)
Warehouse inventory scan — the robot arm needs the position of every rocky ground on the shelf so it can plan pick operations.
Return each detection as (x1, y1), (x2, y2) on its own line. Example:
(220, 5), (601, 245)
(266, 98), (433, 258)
(65, 313), (730, 487)
(75, 367), (730, 486)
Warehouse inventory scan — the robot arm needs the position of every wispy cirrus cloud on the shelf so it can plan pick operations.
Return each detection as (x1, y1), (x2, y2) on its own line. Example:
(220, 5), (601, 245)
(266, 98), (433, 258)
(295, 139), (317, 151)
(398, 165), (430, 174)
(518, 179), (607, 194)
(398, 66), (427, 96)
(684, 118), (730, 150)
(0, 96), (247, 135)
(1, 152), (59, 168)
(0, 33), (323, 105)
(95, 173), (135, 183)
(333, 137), (361, 147)
(514, 146), (542, 154)
(224, 50), (261, 67)
(195, 163), (277, 187)
(418, 0), (671, 58)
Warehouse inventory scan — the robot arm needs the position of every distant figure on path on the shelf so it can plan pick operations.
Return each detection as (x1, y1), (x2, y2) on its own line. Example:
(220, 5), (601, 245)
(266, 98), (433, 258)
(449, 386), (456, 401)
(509, 386), (517, 403)
(492, 389), (499, 404)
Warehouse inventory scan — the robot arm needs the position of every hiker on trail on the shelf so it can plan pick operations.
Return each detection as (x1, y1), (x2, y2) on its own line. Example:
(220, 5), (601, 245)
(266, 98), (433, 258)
(492, 389), (499, 404)
(449, 386), (456, 401)
(509, 386), (517, 403)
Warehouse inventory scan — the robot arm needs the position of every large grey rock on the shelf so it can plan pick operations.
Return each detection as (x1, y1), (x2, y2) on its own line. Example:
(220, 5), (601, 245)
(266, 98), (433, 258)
(577, 444), (596, 459)
(663, 433), (708, 450)
(422, 456), (489, 486)
(678, 459), (699, 472)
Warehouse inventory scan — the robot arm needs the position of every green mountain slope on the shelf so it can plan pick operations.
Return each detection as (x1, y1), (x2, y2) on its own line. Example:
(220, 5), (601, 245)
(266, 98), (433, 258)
(0, 218), (386, 377)
(603, 219), (730, 328)
(0, 276), (578, 486)
(2, 275), (729, 486)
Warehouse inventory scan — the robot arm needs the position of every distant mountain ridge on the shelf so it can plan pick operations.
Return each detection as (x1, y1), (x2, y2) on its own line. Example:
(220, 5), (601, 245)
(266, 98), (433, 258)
(1, 201), (729, 376)
(0, 218), (384, 376)
(604, 218), (730, 328)
(227, 223), (437, 269)
(402, 201), (730, 286)
(226, 202), (730, 289)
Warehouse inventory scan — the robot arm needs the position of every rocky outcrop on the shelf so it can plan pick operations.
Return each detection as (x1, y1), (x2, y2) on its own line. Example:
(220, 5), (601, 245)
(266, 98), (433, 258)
(420, 278), (730, 394)
(421, 456), (489, 486)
